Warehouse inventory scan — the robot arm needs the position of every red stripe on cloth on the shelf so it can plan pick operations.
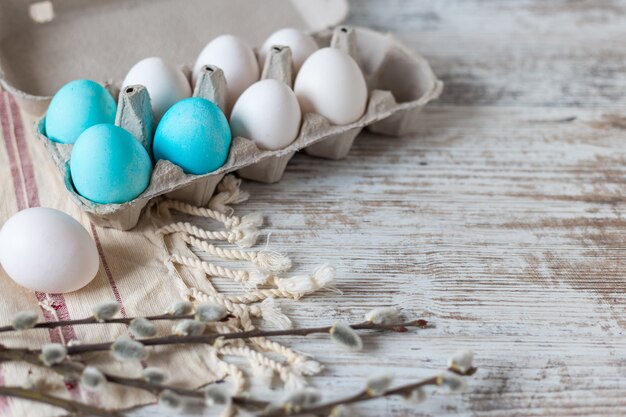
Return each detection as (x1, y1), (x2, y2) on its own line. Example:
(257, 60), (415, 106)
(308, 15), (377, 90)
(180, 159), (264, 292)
(90, 222), (128, 318)
(33, 292), (65, 344)
(0, 94), (26, 210)
(8, 97), (38, 208)
(89, 223), (143, 367)
(33, 293), (79, 343)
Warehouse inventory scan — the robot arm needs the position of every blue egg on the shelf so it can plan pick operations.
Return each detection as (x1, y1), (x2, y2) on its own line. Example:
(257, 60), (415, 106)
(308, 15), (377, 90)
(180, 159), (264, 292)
(153, 97), (231, 175)
(45, 80), (117, 144)
(70, 124), (152, 204)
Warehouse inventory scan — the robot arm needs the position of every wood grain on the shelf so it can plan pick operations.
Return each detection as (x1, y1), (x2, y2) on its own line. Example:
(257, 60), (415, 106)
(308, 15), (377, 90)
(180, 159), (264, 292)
(133, 1), (626, 416)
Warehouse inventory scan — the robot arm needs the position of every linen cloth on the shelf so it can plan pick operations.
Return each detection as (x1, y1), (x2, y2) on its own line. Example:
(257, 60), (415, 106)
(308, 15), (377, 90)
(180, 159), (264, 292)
(0, 91), (224, 416)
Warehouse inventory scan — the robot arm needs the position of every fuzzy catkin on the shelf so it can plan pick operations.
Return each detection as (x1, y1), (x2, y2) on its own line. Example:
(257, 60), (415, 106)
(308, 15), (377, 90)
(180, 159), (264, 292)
(129, 317), (157, 338)
(39, 343), (67, 366)
(365, 307), (402, 325)
(173, 319), (205, 336)
(110, 337), (149, 361)
(11, 311), (38, 330)
(168, 300), (194, 316)
(365, 373), (393, 395)
(437, 371), (467, 393)
(195, 303), (228, 323)
(448, 350), (474, 373)
(284, 388), (321, 411)
(403, 387), (427, 404)
(159, 389), (183, 410)
(329, 321), (362, 352)
(92, 301), (120, 322)
(204, 385), (231, 406)
(81, 366), (106, 391)
(142, 367), (169, 385)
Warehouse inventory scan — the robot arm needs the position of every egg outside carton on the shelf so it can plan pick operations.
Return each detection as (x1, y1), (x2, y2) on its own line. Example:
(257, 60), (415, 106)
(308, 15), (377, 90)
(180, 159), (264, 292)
(33, 25), (443, 231)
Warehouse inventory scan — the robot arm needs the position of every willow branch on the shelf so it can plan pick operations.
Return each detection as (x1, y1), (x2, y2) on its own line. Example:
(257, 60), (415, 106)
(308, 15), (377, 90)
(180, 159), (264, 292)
(0, 312), (232, 334)
(102, 373), (268, 409)
(0, 386), (122, 417)
(61, 320), (429, 355)
(0, 349), (268, 410)
(262, 367), (477, 417)
(263, 378), (438, 417)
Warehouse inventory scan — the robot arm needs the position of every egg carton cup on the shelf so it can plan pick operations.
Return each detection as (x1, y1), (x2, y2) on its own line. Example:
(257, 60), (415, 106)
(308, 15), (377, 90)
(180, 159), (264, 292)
(34, 26), (443, 230)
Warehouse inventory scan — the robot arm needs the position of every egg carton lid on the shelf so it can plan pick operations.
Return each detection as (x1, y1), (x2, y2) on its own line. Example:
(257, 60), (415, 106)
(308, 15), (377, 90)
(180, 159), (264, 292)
(0, 0), (348, 115)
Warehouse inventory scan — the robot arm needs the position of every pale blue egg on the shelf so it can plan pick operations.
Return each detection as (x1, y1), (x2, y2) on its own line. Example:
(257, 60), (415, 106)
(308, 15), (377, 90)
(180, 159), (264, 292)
(70, 124), (152, 204)
(45, 80), (117, 144)
(153, 97), (231, 175)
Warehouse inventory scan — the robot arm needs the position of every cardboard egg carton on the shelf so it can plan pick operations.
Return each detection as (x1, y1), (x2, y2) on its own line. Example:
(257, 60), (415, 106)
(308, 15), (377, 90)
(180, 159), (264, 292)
(33, 26), (443, 230)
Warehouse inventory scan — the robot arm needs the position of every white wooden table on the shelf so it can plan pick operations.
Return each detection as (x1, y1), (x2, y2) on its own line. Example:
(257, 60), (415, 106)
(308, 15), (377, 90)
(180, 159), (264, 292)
(135, 1), (626, 416)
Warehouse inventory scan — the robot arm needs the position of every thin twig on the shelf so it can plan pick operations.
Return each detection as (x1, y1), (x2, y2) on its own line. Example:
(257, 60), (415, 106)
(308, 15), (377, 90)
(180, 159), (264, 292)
(103, 374), (268, 409)
(0, 313), (233, 334)
(0, 349), (268, 410)
(0, 386), (122, 417)
(60, 320), (429, 355)
(262, 367), (477, 417)
(263, 379), (438, 417)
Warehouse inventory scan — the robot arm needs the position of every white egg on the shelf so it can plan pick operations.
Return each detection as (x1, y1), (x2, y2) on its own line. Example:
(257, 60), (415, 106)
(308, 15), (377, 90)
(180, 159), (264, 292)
(0, 208), (99, 293)
(259, 28), (319, 73)
(294, 48), (368, 125)
(193, 35), (259, 113)
(122, 57), (192, 121)
(230, 79), (301, 151)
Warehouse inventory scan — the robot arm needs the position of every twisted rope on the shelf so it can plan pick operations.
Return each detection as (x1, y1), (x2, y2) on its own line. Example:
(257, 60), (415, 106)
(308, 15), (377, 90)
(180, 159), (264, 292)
(169, 253), (264, 287)
(184, 234), (292, 273)
(217, 344), (301, 388)
(156, 175), (331, 392)
(209, 175), (250, 214)
(238, 315), (322, 376)
(157, 221), (235, 242)
(209, 349), (246, 394)
(160, 199), (237, 228)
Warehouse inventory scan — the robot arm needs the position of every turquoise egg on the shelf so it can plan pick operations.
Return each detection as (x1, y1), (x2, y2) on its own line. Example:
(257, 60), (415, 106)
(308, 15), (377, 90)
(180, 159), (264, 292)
(70, 124), (152, 204)
(153, 97), (231, 175)
(45, 80), (117, 144)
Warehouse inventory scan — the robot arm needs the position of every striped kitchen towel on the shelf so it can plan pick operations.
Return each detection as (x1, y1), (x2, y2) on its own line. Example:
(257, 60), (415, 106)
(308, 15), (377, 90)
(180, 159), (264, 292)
(0, 92), (224, 416)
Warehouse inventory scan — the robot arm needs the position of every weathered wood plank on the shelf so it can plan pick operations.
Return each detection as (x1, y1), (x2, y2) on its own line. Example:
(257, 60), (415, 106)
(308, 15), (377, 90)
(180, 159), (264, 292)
(133, 1), (626, 416)
(347, 0), (626, 107)
(134, 105), (626, 416)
